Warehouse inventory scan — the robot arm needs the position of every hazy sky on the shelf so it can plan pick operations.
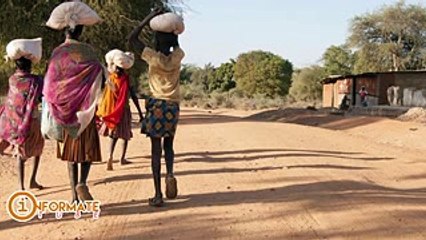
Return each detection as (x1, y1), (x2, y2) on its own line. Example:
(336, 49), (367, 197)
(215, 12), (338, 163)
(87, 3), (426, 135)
(178, 0), (425, 68)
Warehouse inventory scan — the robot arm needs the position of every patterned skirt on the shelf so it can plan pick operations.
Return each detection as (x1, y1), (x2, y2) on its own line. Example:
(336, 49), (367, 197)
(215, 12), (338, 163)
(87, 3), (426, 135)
(57, 119), (102, 163)
(141, 98), (180, 138)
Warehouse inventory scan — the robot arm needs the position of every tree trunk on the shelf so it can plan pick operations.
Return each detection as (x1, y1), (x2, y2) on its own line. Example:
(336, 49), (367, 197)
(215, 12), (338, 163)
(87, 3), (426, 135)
(393, 53), (399, 71)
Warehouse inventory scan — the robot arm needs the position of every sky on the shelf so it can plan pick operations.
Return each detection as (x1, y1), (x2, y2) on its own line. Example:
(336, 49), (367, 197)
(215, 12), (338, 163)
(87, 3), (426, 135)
(178, 0), (425, 68)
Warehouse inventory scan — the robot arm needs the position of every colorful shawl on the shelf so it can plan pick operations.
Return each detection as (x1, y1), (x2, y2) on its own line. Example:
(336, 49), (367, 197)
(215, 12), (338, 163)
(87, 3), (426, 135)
(43, 39), (103, 138)
(0, 71), (43, 145)
(97, 72), (129, 129)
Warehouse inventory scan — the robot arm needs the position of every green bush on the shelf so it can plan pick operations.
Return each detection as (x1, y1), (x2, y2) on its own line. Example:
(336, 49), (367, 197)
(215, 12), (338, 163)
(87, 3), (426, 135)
(210, 91), (227, 107)
(289, 66), (326, 102)
(234, 50), (293, 98)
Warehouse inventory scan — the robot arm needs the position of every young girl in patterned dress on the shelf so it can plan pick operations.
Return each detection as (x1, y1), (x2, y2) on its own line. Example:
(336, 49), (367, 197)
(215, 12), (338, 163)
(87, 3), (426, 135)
(129, 8), (185, 207)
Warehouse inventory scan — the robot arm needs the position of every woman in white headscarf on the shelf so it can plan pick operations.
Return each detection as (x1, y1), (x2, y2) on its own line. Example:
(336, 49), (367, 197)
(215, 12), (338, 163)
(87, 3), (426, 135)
(97, 49), (143, 171)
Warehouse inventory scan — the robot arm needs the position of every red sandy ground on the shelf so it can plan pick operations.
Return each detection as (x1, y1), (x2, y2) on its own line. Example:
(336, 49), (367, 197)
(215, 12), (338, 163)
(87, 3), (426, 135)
(0, 107), (425, 240)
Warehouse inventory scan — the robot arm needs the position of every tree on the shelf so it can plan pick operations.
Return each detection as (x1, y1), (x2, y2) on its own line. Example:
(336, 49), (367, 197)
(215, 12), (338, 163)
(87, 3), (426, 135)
(180, 64), (199, 85)
(234, 50), (293, 98)
(0, 0), (175, 89)
(289, 65), (326, 102)
(190, 63), (215, 92)
(352, 45), (392, 73)
(348, 1), (426, 71)
(210, 59), (236, 92)
(322, 45), (354, 75)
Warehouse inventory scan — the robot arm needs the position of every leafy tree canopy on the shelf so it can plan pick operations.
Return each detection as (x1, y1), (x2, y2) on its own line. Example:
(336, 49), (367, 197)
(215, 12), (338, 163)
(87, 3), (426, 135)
(234, 50), (293, 98)
(348, 0), (426, 71)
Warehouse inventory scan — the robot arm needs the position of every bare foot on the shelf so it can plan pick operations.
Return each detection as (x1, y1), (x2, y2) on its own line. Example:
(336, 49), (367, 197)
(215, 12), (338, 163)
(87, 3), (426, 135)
(120, 159), (132, 165)
(30, 181), (44, 190)
(149, 196), (164, 207)
(107, 159), (113, 171)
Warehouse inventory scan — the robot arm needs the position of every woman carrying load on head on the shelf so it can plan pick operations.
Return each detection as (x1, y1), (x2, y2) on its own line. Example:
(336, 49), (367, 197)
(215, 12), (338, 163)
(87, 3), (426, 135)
(97, 49), (143, 171)
(43, 1), (104, 202)
(0, 38), (44, 191)
(129, 8), (185, 207)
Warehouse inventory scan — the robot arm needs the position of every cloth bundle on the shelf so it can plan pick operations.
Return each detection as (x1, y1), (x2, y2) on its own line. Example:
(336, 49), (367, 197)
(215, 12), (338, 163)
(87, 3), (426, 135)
(5, 38), (42, 63)
(105, 49), (135, 73)
(46, 1), (102, 30)
(150, 12), (185, 35)
(41, 99), (63, 141)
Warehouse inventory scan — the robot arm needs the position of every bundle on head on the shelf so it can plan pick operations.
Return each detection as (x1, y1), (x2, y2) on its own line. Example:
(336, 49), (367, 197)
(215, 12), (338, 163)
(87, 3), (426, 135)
(5, 38), (42, 64)
(105, 49), (135, 73)
(46, 1), (102, 30)
(149, 12), (185, 35)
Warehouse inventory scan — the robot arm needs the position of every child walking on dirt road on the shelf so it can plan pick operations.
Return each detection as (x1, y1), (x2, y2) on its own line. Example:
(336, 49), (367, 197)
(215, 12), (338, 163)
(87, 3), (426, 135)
(129, 8), (185, 207)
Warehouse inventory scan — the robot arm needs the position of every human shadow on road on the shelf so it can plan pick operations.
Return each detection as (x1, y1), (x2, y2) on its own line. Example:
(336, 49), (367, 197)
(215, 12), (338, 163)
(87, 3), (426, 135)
(1, 180), (424, 236)
(96, 179), (426, 240)
(179, 113), (242, 125)
(175, 148), (363, 157)
(169, 108), (387, 131)
(286, 164), (374, 170)
(97, 180), (426, 239)
(402, 173), (426, 180)
(98, 180), (426, 215)
(91, 166), (283, 186)
(35, 148), (390, 199)
(173, 148), (394, 163)
(126, 148), (389, 162)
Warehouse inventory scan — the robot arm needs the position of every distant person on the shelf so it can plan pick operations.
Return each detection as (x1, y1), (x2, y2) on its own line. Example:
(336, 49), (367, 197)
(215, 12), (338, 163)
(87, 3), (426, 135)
(43, 1), (103, 202)
(359, 86), (368, 107)
(0, 38), (44, 191)
(129, 8), (185, 207)
(97, 49), (143, 171)
(387, 85), (395, 106)
(394, 86), (402, 106)
(339, 94), (350, 111)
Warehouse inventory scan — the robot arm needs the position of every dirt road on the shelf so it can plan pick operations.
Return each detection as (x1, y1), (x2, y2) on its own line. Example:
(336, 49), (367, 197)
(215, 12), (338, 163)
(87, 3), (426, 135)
(0, 108), (425, 239)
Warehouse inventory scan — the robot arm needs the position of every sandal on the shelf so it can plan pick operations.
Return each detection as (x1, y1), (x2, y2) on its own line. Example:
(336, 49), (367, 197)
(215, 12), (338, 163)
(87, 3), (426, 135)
(149, 196), (164, 207)
(165, 176), (178, 199)
(76, 184), (94, 201)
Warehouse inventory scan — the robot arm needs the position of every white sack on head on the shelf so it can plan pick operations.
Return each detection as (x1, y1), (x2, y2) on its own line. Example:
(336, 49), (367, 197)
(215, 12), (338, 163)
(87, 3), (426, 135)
(105, 49), (135, 73)
(5, 38), (42, 63)
(46, 1), (102, 30)
(150, 12), (185, 35)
